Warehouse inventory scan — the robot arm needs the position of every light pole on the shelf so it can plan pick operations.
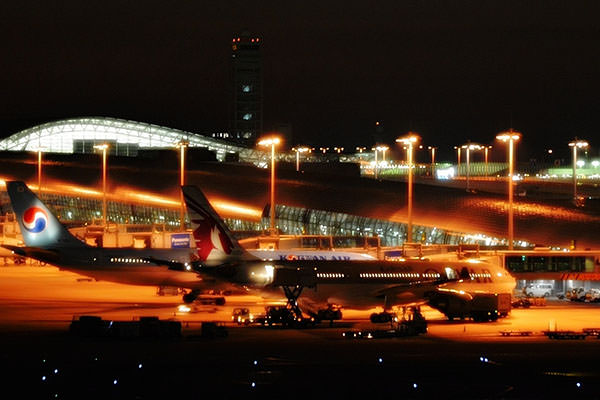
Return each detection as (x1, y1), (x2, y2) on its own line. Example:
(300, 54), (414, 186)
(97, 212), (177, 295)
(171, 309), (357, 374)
(461, 142), (482, 191)
(94, 143), (109, 227)
(496, 130), (521, 250)
(568, 138), (589, 202)
(258, 136), (281, 236)
(176, 139), (189, 231)
(427, 146), (437, 177)
(356, 146), (366, 160)
(35, 148), (44, 196)
(293, 146), (310, 172)
(454, 146), (461, 177)
(484, 145), (492, 177)
(396, 133), (420, 243)
(373, 147), (378, 179)
(374, 145), (389, 179)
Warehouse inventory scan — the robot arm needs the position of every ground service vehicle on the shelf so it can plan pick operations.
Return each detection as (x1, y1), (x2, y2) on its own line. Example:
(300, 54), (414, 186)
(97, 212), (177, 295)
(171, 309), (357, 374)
(567, 288), (586, 302)
(346, 306), (427, 338)
(315, 306), (342, 322)
(261, 306), (315, 328)
(428, 292), (511, 321)
(525, 283), (553, 297)
(231, 308), (253, 325)
(511, 298), (531, 308)
(584, 288), (600, 303)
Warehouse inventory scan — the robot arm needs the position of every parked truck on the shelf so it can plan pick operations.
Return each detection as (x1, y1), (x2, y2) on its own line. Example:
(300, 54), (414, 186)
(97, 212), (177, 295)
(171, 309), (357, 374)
(428, 292), (511, 322)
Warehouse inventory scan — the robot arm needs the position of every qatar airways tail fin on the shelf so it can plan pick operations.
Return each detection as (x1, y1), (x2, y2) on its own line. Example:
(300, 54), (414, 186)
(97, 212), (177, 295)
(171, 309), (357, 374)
(6, 181), (87, 249)
(182, 185), (248, 263)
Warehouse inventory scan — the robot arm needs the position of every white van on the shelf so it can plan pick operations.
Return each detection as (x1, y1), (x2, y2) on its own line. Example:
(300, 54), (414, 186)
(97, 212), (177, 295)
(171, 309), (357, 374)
(526, 283), (553, 297)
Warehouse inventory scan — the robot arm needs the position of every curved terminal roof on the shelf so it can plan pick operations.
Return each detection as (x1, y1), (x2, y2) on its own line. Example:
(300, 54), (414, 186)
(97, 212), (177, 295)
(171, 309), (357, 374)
(0, 117), (267, 162)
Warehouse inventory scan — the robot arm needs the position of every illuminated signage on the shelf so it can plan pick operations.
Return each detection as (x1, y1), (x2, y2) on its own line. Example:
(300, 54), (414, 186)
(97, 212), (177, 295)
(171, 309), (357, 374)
(171, 234), (191, 248)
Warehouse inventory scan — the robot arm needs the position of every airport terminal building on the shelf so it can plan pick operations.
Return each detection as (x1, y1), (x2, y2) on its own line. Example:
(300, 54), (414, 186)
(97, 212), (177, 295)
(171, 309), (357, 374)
(0, 117), (264, 163)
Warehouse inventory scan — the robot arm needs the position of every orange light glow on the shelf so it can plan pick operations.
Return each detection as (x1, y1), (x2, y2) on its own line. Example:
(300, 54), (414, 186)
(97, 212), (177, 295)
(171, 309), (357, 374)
(568, 139), (589, 149)
(121, 192), (180, 207)
(468, 199), (600, 223)
(396, 134), (420, 145)
(211, 200), (262, 220)
(2, 177), (261, 220)
(32, 183), (104, 198)
(67, 186), (103, 196)
(496, 131), (521, 142)
(257, 137), (281, 147)
(437, 287), (474, 300)
(93, 143), (109, 151)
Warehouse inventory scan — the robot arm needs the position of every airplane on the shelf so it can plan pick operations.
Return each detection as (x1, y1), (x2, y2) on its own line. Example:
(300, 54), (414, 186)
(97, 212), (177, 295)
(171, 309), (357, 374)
(181, 185), (516, 322)
(4, 180), (516, 322)
(1, 180), (373, 305)
(2, 180), (243, 303)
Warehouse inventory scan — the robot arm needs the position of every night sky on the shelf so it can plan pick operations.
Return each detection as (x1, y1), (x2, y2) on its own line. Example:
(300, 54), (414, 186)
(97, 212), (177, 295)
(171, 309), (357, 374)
(1, 1), (598, 160)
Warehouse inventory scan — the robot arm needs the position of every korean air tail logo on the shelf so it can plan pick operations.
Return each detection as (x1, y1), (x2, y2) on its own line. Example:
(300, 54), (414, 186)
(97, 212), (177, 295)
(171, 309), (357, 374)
(22, 207), (48, 233)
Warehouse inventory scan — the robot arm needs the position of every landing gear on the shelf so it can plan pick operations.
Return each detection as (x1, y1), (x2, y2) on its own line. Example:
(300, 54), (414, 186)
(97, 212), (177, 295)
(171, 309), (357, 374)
(265, 286), (314, 328)
(282, 285), (304, 320)
(13, 256), (25, 265)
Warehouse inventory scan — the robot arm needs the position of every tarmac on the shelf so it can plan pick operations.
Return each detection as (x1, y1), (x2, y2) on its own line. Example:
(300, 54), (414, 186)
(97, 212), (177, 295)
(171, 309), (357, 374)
(1, 265), (600, 399)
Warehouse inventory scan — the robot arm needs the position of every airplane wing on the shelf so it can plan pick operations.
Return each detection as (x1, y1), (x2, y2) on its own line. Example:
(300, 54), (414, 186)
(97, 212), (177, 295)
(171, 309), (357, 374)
(144, 256), (196, 272)
(1, 244), (60, 263)
(373, 279), (442, 296)
(143, 257), (219, 283)
(373, 279), (449, 308)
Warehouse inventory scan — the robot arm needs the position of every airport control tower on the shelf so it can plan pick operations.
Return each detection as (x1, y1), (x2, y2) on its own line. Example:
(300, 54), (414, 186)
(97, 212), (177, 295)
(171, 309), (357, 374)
(230, 29), (263, 145)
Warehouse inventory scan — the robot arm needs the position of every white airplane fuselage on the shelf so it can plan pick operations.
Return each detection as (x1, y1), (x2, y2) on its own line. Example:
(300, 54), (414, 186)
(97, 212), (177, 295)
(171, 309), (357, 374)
(216, 256), (516, 311)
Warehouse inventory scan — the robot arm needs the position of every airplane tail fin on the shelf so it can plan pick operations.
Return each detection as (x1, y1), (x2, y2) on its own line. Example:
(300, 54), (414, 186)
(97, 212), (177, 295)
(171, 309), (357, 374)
(6, 181), (87, 249)
(182, 185), (248, 263)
